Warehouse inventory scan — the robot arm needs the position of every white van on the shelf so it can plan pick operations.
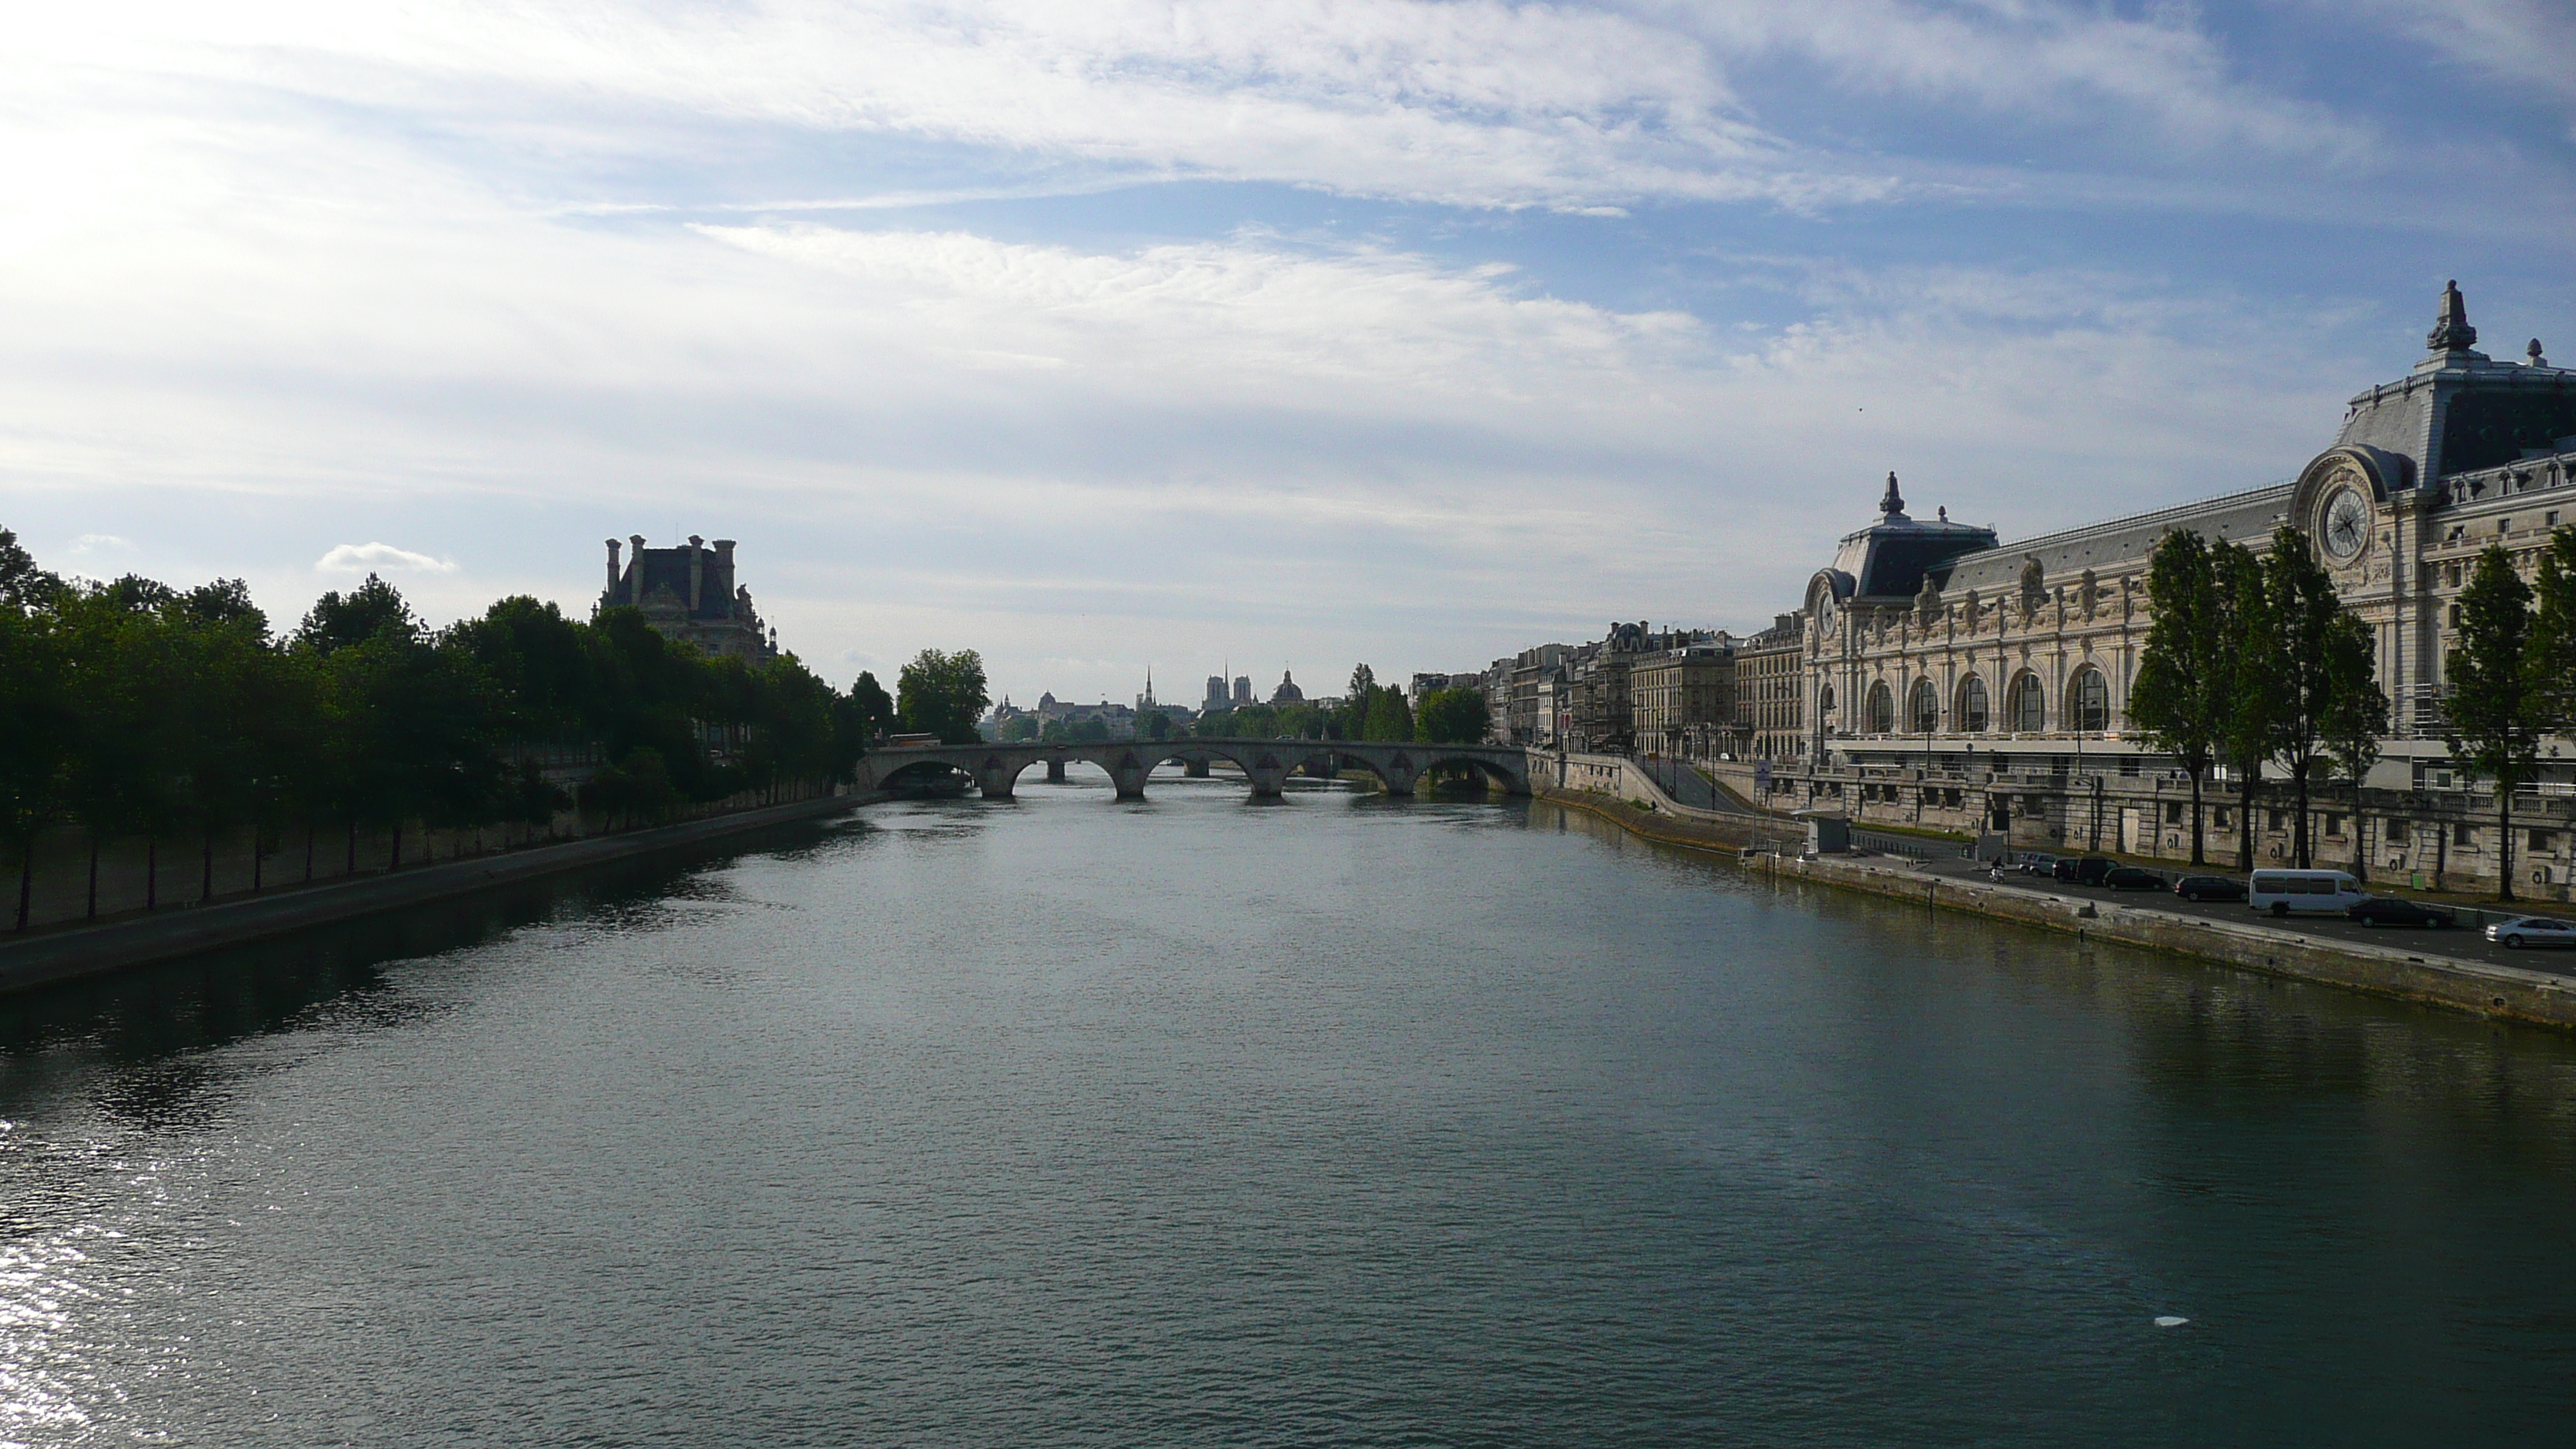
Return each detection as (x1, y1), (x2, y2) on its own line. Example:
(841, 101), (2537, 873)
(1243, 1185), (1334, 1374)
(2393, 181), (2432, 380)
(2247, 869), (2369, 917)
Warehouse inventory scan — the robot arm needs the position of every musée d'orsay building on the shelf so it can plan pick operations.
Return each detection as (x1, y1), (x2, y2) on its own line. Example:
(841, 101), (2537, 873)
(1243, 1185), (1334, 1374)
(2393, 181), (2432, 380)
(1764, 283), (2576, 889)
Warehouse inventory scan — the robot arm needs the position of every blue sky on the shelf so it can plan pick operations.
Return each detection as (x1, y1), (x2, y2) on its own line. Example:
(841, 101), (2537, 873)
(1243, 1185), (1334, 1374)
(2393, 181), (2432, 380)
(5, 1), (2573, 706)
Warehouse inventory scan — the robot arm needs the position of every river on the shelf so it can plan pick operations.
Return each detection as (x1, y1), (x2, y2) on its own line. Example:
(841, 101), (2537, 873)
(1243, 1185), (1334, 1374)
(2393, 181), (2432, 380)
(3, 771), (2573, 1445)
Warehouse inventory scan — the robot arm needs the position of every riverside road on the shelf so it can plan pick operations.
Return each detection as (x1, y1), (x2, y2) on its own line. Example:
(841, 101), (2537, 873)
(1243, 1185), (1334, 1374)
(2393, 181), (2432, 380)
(1897, 849), (2574, 975)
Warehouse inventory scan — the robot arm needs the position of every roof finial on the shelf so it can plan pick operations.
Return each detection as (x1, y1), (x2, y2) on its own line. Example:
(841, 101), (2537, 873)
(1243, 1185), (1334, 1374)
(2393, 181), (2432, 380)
(2530, 338), (2549, 368)
(2428, 279), (2478, 353)
(1879, 470), (1906, 519)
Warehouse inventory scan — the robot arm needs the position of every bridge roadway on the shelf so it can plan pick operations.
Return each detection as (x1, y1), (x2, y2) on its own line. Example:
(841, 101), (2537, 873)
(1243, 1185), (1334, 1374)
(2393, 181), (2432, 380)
(855, 738), (1532, 800)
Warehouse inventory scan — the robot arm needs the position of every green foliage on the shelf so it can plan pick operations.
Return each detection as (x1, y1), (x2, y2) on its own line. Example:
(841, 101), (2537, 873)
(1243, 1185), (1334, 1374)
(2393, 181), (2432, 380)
(2261, 526), (2373, 867)
(2131, 530), (2220, 862)
(896, 648), (990, 745)
(848, 670), (896, 744)
(1362, 686), (1413, 742)
(0, 530), (875, 902)
(2530, 529), (2576, 729)
(1414, 687), (1489, 744)
(999, 715), (1040, 742)
(2444, 543), (2543, 899)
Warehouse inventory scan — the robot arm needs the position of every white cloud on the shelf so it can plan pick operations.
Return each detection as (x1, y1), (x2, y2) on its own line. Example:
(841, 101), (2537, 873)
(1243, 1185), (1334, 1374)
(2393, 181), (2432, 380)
(67, 533), (132, 553)
(317, 543), (458, 574)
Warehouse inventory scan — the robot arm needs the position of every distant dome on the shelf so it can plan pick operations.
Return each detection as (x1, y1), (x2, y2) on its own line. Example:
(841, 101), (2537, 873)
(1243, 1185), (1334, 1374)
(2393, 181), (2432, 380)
(1270, 670), (1304, 705)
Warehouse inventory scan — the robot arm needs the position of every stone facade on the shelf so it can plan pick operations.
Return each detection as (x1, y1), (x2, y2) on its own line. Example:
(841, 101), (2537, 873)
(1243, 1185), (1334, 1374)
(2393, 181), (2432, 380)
(1631, 647), (1735, 755)
(601, 534), (778, 662)
(1753, 283), (2576, 892)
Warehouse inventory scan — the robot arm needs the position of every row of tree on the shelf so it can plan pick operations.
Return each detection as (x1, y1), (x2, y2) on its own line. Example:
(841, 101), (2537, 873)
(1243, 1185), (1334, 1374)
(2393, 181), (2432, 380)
(0, 529), (1005, 927)
(2131, 522), (2576, 899)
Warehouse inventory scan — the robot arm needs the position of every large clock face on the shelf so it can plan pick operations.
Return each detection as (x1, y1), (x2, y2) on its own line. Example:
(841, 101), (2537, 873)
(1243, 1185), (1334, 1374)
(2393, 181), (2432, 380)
(2321, 485), (2370, 563)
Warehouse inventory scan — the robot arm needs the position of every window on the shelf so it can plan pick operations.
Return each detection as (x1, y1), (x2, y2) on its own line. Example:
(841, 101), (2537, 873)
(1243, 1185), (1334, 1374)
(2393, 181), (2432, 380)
(2214, 807), (2232, 829)
(1957, 675), (1990, 732)
(2501, 518), (2514, 533)
(2386, 817), (2411, 838)
(2533, 830), (2558, 853)
(1866, 681), (1895, 733)
(2455, 823), (2477, 847)
(2164, 803), (2184, 824)
(1908, 677), (1939, 734)
(2007, 672), (2047, 732)
(2268, 810), (2286, 831)
(2448, 604), (2463, 628)
(2067, 666), (2109, 731)
(2324, 813), (2345, 838)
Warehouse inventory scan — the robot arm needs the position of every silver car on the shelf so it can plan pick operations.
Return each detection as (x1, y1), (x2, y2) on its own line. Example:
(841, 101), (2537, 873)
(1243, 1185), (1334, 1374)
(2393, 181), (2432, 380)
(2485, 916), (2576, 950)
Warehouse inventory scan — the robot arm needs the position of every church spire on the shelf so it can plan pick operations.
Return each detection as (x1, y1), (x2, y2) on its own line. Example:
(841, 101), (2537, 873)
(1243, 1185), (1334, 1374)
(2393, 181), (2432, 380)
(2428, 279), (2479, 354)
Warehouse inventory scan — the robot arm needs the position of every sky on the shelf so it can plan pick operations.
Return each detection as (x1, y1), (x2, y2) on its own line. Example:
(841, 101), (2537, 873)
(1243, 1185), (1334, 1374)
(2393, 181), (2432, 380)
(5, 1), (2574, 707)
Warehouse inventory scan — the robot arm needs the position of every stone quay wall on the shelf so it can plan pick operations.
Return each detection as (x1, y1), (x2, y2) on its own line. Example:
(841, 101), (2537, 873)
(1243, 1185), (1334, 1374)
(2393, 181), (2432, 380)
(4, 781), (843, 937)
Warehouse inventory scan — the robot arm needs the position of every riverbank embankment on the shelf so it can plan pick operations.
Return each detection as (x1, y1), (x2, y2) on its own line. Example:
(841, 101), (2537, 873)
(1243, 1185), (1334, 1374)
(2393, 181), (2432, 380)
(1533, 758), (2576, 1031)
(0, 792), (872, 996)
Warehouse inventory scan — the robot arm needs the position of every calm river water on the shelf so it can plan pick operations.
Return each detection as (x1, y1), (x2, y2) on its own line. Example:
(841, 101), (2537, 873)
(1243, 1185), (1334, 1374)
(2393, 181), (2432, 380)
(4, 772), (2575, 1445)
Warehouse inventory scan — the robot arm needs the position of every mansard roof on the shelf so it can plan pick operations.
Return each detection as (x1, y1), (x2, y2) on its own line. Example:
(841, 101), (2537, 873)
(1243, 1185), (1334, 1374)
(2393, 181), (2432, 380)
(1825, 471), (1998, 601)
(1934, 481), (2295, 594)
(2334, 281), (2576, 486)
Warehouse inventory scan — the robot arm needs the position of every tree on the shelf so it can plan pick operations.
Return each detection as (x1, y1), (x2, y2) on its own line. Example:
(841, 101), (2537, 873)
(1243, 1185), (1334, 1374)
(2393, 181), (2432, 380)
(896, 649), (989, 745)
(2210, 540), (2281, 870)
(2319, 609), (2389, 880)
(1362, 687), (1413, 742)
(2442, 544), (2544, 901)
(1415, 687), (1489, 744)
(0, 526), (63, 610)
(1339, 664), (1376, 739)
(848, 670), (896, 745)
(2261, 526), (2361, 868)
(1145, 711), (1171, 741)
(998, 715), (1040, 742)
(2129, 529), (2222, 865)
(0, 587), (68, 927)
(2530, 528), (2576, 731)
(295, 574), (419, 653)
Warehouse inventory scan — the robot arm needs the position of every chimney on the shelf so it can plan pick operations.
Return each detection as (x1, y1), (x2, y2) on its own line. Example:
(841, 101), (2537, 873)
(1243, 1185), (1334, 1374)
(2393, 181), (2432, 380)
(629, 535), (647, 605)
(712, 540), (737, 615)
(605, 538), (622, 592)
(687, 535), (705, 612)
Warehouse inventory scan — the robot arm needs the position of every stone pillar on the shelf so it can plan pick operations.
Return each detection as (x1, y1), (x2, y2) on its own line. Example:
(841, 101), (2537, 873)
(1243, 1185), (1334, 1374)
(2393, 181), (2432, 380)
(711, 540), (737, 614)
(1109, 750), (1150, 800)
(1379, 749), (1419, 796)
(1184, 757), (1210, 778)
(605, 538), (623, 592)
(1046, 757), (1067, 783)
(687, 535), (704, 611)
(976, 755), (1015, 800)
(1245, 752), (1287, 798)
(629, 536), (648, 605)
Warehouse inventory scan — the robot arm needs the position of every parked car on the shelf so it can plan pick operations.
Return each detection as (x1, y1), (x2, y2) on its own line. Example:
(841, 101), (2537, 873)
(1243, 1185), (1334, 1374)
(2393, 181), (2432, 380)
(2173, 875), (2248, 903)
(2102, 866), (2165, 891)
(2015, 853), (2061, 876)
(2247, 869), (2370, 917)
(2346, 898), (2458, 928)
(2051, 856), (2117, 886)
(2485, 916), (2576, 950)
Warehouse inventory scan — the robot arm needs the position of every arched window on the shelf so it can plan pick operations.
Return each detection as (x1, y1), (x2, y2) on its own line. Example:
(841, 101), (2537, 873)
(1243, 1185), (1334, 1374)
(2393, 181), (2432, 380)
(1865, 681), (1895, 733)
(2007, 672), (2046, 733)
(2068, 666), (2110, 732)
(1818, 683), (1836, 722)
(1908, 677), (1939, 734)
(1957, 675), (1990, 733)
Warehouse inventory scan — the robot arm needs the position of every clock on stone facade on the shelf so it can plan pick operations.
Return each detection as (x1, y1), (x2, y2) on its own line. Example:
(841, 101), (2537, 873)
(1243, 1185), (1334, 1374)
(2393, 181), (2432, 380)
(2320, 483), (2370, 564)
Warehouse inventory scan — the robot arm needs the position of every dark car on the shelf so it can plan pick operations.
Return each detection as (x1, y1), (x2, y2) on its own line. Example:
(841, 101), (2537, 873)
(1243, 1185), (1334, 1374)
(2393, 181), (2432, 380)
(2346, 897), (2458, 928)
(2173, 875), (2248, 903)
(2051, 856), (2117, 886)
(2103, 866), (2164, 891)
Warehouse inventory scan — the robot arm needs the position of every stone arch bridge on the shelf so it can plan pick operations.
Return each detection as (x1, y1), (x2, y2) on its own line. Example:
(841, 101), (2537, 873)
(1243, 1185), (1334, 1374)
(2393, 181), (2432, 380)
(855, 738), (1531, 801)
